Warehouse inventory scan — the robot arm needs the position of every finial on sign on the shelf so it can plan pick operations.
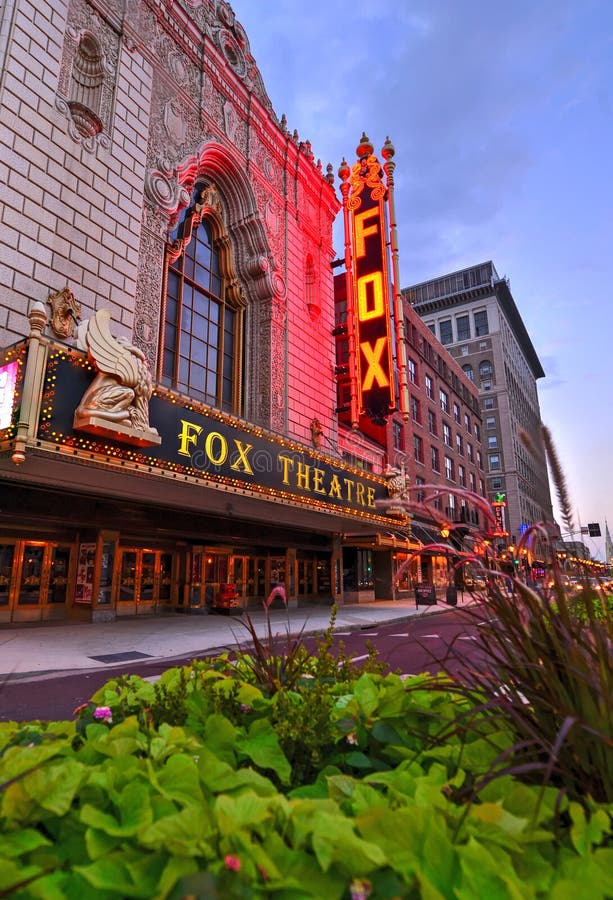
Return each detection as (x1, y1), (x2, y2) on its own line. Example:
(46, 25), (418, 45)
(356, 132), (374, 159)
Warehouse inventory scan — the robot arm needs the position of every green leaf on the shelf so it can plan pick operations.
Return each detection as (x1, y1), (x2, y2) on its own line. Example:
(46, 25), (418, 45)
(569, 801), (610, 856)
(0, 858), (46, 893)
(215, 791), (285, 836)
(75, 855), (156, 898)
(1, 828), (52, 858)
(85, 826), (122, 860)
(80, 781), (153, 836)
(456, 836), (526, 900)
(203, 713), (239, 766)
(139, 803), (214, 855)
(23, 759), (85, 816)
(154, 753), (203, 806)
(236, 719), (291, 785)
(353, 674), (380, 717)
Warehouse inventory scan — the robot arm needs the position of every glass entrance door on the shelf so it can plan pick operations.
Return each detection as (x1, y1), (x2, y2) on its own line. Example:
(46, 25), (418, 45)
(117, 549), (174, 615)
(0, 541), (74, 623)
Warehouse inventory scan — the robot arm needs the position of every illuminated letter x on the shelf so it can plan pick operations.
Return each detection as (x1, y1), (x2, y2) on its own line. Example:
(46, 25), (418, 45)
(361, 337), (389, 390)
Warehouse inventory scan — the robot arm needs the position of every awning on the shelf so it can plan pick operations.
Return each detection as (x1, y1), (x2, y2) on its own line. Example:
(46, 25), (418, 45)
(410, 523), (444, 546)
(342, 531), (420, 551)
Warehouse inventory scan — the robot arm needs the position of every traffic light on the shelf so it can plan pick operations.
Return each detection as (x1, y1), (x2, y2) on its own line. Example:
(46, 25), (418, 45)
(588, 523), (601, 537)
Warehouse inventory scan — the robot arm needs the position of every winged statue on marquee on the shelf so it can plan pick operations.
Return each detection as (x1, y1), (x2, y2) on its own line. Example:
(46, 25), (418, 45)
(73, 309), (161, 446)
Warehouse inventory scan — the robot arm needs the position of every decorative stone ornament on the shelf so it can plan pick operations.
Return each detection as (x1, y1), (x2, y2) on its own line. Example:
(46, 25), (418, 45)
(74, 309), (161, 447)
(47, 286), (82, 339)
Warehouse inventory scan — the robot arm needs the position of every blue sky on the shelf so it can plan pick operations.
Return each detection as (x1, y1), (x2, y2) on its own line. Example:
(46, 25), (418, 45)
(234, 0), (613, 560)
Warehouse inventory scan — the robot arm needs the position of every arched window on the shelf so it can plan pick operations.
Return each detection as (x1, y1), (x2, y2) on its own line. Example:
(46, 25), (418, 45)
(479, 360), (493, 378)
(462, 363), (474, 381)
(162, 184), (244, 413)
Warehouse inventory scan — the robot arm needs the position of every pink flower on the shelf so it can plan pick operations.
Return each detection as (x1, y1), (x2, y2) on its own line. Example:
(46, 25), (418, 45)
(346, 732), (358, 745)
(350, 878), (372, 900)
(93, 706), (113, 723)
(239, 704), (252, 713)
(224, 855), (241, 872)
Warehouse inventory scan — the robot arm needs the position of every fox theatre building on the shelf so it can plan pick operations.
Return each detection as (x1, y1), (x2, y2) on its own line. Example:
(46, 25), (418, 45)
(0, 307), (392, 624)
(0, 1), (404, 625)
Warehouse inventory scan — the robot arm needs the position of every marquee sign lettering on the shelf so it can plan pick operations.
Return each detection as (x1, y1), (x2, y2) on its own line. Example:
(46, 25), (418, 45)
(35, 351), (390, 521)
(492, 499), (509, 537)
(348, 151), (395, 424)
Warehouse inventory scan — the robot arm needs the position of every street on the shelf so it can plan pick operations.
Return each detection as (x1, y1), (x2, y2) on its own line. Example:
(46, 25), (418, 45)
(0, 605), (488, 723)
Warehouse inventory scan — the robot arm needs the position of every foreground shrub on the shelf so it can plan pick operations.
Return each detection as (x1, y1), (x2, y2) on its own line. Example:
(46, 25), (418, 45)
(427, 570), (613, 806)
(1, 662), (612, 898)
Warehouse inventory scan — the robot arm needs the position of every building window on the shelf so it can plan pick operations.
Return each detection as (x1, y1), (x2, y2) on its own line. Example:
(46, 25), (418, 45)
(467, 442), (474, 463)
(439, 388), (449, 414)
(456, 433), (463, 455)
(425, 374), (433, 399)
(490, 477), (502, 491)
(486, 416), (496, 430)
(464, 413), (470, 432)
(487, 436), (498, 449)
(414, 433), (424, 463)
(444, 456), (454, 480)
(163, 189), (243, 412)
(456, 314), (470, 341)
(453, 401), (460, 423)
(410, 394), (421, 424)
(469, 472), (476, 492)
(431, 446), (440, 473)
(392, 421), (404, 451)
(439, 319), (453, 345)
(489, 453), (501, 471)
(415, 475), (425, 503)
(462, 364), (474, 381)
(428, 409), (437, 435)
(443, 423), (451, 446)
(479, 360), (493, 378)
(484, 397), (495, 410)
(427, 322), (435, 335)
(474, 310), (489, 336)
(482, 379), (492, 391)
(408, 357), (417, 384)
(479, 479), (485, 496)
(458, 463), (466, 487)
(477, 450), (483, 469)
(474, 423), (481, 442)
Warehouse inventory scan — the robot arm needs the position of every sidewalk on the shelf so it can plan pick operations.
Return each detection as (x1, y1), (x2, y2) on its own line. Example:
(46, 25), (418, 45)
(0, 598), (459, 681)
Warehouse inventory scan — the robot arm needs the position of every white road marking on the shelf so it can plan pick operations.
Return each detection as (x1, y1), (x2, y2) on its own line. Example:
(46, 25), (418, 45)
(360, 632), (379, 636)
(458, 635), (478, 640)
(389, 632), (411, 637)
(420, 634), (440, 639)
(349, 654), (370, 663)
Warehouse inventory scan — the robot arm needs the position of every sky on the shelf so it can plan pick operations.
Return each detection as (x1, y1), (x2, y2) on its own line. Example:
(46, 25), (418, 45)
(234, 0), (613, 561)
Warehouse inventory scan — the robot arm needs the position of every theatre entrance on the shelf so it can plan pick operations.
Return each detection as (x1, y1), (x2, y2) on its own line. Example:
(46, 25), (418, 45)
(0, 540), (73, 623)
(116, 549), (174, 616)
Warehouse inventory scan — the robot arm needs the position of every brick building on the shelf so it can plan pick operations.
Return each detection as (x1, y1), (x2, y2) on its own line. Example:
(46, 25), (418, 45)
(0, 0), (402, 623)
(403, 261), (555, 551)
(335, 271), (485, 596)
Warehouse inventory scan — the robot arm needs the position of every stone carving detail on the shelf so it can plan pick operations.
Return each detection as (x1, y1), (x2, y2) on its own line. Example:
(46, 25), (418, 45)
(56, 0), (119, 152)
(47, 286), (81, 340)
(163, 98), (188, 145)
(222, 99), (245, 153)
(205, 3), (274, 114)
(384, 466), (411, 517)
(74, 309), (161, 446)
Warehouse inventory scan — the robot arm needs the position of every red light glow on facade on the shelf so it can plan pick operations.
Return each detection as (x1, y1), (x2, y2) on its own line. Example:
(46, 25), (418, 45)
(347, 151), (395, 425)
